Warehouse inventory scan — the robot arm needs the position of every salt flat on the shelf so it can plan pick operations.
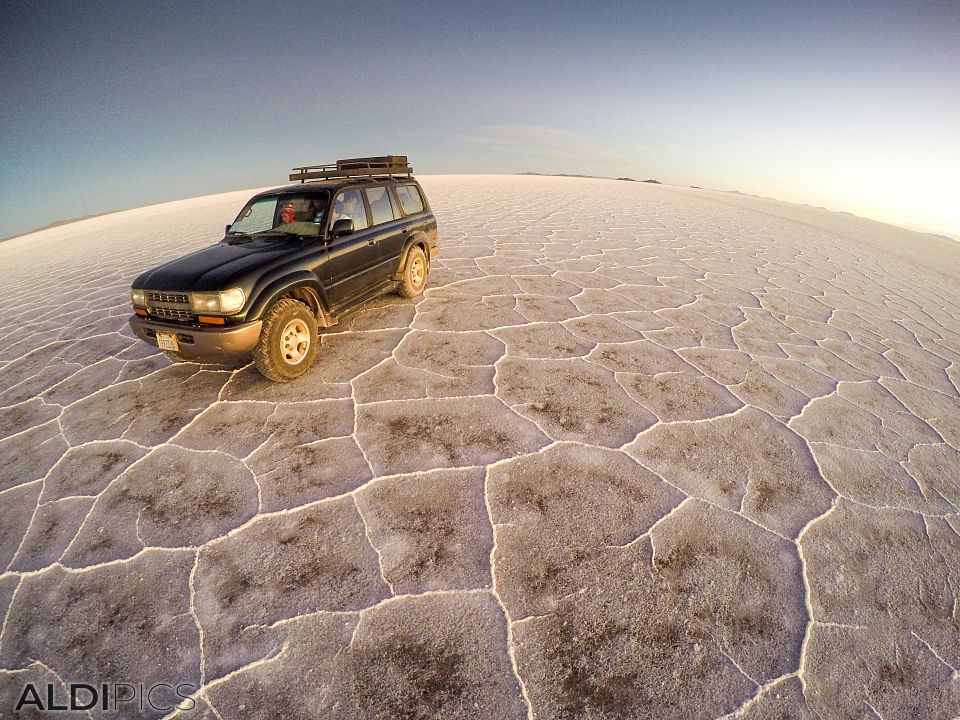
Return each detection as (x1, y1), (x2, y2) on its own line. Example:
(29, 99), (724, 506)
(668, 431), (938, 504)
(0, 175), (958, 719)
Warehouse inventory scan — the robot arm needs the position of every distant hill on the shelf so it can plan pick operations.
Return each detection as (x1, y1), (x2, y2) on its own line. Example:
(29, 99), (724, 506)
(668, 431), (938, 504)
(519, 172), (662, 184)
(519, 172), (601, 179)
(1, 211), (117, 243)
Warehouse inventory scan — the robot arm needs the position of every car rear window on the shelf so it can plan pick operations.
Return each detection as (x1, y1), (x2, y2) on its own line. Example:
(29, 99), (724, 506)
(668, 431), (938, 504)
(395, 184), (425, 215)
(366, 186), (398, 226)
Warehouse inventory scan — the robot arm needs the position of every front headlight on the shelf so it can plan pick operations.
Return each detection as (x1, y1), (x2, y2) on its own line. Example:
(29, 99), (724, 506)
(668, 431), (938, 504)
(131, 288), (146, 307)
(189, 288), (245, 315)
(190, 292), (221, 314)
(219, 287), (245, 314)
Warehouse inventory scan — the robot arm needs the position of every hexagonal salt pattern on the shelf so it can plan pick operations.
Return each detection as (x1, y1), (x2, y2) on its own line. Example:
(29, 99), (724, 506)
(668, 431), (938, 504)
(1, 176), (958, 718)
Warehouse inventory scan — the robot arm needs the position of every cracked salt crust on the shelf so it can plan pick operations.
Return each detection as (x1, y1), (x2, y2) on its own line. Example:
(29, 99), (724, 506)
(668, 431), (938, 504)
(0, 175), (958, 718)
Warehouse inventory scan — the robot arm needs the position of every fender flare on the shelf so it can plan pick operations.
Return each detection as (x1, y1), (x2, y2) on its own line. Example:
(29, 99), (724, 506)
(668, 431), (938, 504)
(246, 272), (335, 326)
(392, 232), (431, 281)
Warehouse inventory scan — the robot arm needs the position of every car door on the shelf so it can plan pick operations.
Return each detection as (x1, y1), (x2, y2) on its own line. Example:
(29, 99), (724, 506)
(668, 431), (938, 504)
(364, 184), (407, 280)
(325, 187), (379, 308)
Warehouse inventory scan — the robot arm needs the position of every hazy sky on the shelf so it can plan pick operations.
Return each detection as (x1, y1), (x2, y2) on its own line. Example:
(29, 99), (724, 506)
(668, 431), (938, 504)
(2, 0), (958, 239)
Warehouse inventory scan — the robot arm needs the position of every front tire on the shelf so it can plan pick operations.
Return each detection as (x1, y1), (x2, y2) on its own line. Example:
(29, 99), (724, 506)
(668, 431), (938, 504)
(253, 298), (318, 382)
(397, 246), (428, 298)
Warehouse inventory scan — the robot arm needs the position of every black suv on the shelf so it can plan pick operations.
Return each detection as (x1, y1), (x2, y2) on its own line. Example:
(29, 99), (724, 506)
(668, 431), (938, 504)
(129, 156), (438, 381)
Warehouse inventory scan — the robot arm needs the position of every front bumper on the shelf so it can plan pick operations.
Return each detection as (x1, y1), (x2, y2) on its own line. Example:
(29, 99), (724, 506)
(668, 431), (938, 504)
(129, 315), (262, 359)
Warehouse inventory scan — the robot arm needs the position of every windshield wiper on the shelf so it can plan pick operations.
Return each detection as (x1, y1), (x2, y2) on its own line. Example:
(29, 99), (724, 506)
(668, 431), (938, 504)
(252, 229), (314, 240)
(224, 231), (256, 244)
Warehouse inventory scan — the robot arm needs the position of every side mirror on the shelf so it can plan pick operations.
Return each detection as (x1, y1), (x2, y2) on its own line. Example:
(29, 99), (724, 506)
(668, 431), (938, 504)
(330, 218), (354, 237)
(224, 224), (231, 234)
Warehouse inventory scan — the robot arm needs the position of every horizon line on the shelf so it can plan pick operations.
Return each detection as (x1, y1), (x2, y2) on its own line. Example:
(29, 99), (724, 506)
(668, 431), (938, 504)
(2, 173), (957, 245)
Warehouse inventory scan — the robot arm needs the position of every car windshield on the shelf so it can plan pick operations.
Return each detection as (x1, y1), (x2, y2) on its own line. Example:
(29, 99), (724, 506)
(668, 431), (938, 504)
(227, 192), (329, 237)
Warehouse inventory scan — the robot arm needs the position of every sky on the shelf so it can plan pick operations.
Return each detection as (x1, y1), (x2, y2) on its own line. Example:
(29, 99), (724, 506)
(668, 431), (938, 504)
(1, 0), (958, 239)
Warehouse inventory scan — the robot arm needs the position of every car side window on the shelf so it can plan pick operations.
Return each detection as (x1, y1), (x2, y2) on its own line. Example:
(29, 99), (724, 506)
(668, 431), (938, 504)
(365, 186), (399, 226)
(395, 184), (425, 215)
(330, 189), (369, 231)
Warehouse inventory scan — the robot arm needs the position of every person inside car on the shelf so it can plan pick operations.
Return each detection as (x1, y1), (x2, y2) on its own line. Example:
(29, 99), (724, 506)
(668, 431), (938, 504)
(297, 197), (322, 223)
(278, 201), (297, 226)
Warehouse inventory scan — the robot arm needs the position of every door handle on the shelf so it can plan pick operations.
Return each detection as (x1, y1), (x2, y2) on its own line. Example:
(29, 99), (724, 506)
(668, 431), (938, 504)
(368, 239), (375, 246)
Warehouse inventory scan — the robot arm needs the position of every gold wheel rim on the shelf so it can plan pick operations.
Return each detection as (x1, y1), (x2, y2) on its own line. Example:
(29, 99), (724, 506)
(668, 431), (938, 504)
(411, 256), (425, 287)
(280, 319), (310, 365)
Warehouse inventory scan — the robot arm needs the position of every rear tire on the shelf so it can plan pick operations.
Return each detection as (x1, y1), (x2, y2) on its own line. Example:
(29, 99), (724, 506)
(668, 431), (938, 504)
(397, 246), (428, 298)
(253, 298), (318, 382)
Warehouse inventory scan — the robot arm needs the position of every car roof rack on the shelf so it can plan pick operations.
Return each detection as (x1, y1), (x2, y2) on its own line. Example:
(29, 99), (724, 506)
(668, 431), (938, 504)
(289, 155), (413, 183)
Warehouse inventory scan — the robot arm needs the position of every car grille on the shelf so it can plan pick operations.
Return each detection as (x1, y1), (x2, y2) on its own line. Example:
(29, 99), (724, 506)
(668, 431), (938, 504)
(147, 291), (189, 304)
(150, 306), (194, 321)
(146, 290), (193, 322)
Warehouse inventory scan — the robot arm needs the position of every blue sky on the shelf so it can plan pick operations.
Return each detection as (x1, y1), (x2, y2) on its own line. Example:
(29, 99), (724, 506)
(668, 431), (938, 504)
(1, 0), (958, 238)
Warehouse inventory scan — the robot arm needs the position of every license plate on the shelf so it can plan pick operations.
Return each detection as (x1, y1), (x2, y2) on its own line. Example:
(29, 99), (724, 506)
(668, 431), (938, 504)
(156, 332), (179, 352)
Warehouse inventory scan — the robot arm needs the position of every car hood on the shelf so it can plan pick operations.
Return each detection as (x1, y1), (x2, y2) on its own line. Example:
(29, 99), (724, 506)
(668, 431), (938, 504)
(133, 237), (305, 292)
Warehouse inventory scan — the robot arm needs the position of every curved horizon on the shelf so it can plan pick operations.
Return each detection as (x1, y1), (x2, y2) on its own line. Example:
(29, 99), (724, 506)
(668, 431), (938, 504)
(3, 173), (957, 246)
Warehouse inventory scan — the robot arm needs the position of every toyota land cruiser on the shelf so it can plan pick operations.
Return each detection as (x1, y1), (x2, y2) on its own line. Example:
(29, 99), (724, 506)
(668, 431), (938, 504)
(128, 156), (438, 381)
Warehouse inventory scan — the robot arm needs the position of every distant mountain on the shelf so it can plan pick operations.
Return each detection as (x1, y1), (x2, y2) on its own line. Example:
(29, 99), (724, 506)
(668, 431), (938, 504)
(1, 211), (117, 243)
(519, 172), (660, 184)
(519, 172), (599, 179)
